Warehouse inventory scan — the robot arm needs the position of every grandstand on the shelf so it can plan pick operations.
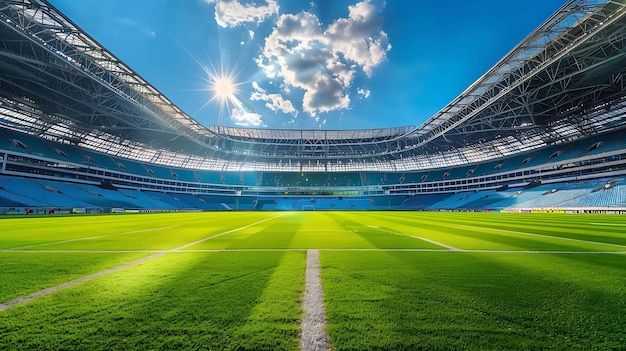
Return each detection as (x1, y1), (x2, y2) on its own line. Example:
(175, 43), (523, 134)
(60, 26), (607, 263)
(1, 0), (626, 213)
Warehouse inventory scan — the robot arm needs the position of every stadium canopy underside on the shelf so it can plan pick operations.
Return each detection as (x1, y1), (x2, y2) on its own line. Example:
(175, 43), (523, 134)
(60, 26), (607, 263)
(0, 0), (625, 172)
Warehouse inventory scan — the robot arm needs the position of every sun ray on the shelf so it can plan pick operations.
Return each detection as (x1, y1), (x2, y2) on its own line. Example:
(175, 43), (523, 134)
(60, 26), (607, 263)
(178, 41), (250, 125)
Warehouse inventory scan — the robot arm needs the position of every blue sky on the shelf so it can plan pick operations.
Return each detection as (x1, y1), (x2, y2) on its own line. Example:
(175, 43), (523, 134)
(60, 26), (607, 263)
(49, 0), (566, 130)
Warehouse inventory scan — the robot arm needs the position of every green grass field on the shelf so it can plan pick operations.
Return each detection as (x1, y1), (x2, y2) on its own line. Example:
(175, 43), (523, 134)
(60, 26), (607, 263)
(0, 211), (624, 350)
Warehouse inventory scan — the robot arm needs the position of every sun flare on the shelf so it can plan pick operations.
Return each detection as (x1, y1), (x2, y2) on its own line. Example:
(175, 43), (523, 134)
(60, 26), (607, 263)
(205, 69), (244, 120)
(211, 75), (236, 100)
(190, 53), (247, 123)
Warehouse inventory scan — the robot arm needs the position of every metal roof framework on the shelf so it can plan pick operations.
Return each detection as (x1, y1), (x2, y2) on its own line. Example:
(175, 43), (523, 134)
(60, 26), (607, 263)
(411, 0), (626, 146)
(0, 0), (625, 172)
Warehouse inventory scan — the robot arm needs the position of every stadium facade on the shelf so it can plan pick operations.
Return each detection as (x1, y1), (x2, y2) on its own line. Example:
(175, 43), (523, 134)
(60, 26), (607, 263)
(0, 0), (625, 213)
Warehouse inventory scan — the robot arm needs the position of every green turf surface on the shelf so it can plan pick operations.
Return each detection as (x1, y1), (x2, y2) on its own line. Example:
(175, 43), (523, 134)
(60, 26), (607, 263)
(0, 252), (149, 301)
(322, 251), (625, 350)
(0, 252), (304, 351)
(0, 211), (624, 350)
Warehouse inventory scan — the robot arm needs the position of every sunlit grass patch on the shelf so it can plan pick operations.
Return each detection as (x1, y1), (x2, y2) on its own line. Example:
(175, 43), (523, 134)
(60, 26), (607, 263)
(0, 251), (305, 351)
(0, 211), (624, 350)
(321, 251), (626, 350)
(0, 252), (148, 302)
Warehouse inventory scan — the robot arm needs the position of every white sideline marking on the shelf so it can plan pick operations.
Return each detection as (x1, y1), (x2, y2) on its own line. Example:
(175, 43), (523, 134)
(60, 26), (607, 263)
(457, 224), (626, 249)
(0, 214), (287, 311)
(300, 250), (331, 351)
(9, 226), (179, 250)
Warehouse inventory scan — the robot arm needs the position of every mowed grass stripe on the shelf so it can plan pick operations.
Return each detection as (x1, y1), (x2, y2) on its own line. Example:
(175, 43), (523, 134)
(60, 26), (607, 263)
(413, 212), (626, 250)
(231, 251), (306, 350)
(1, 211), (624, 350)
(0, 252), (166, 311)
(0, 214), (179, 249)
(314, 212), (445, 250)
(455, 223), (626, 250)
(0, 214), (286, 310)
(321, 250), (626, 350)
(363, 212), (521, 250)
(0, 212), (285, 251)
(0, 252), (305, 351)
(0, 252), (149, 302)
(367, 212), (625, 251)
(185, 212), (304, 250)
(1, 248), (624, 254)
(8, 226), (178, 250)
(186, 212), (445, 250)
(405, 212), (626, 246)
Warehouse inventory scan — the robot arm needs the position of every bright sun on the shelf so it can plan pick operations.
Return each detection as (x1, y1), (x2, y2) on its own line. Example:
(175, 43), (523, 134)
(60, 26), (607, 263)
(193, 56), (246, 122)
(207, 71), (242, 117)
(212, 76), (236, 99)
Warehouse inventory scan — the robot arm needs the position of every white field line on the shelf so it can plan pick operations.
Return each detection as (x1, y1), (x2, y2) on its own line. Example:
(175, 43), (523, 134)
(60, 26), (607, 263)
(414, 237), (461, 251)
(384, 231), (461, 251)
(0, 252), (166, 311)
(9, 226), (179, 250)
(0, 250), (168, 253)
(457, 224), (626, 249)
(172, 213), (288, 251)
(1, 248), (623, 254)
(452, 250), (626, 254)
(300, 249), (331, 351)
(0, 214), (287, 311)
(235, 230), (356, 234)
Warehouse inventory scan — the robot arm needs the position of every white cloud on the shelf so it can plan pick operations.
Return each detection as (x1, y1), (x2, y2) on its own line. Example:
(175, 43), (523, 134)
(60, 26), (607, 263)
(251, 82), (297, 114)
(256, 0), (390, 117)
(230, 108), (263, 127)
(252, 81), (266, 93)
(251, 92), (297, 114)
(206, 0), (279, 28)
(325, 1), (391, 76)
(357, 88), (371, 99)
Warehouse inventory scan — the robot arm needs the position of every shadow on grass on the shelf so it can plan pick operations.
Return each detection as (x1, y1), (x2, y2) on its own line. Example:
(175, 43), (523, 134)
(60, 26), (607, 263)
(0, 251), (304, 351)
(321, 250), (625, 351)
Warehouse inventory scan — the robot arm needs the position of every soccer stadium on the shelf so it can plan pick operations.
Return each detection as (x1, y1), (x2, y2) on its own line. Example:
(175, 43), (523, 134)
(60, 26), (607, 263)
(0, 0), (624, 350)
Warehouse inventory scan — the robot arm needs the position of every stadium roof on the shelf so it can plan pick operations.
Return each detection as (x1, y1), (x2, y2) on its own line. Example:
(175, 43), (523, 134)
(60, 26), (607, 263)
(0, 0), (625, 171)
